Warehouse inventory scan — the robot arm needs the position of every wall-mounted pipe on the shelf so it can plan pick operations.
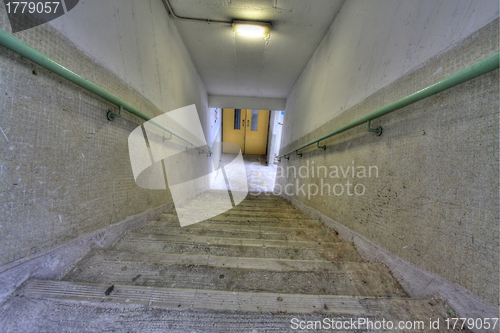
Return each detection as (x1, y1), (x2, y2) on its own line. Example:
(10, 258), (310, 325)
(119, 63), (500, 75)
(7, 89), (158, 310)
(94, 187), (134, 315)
(161, 0), (232, 25)
(160, 0), (272, 34)
(0, 28), (212, 156)
(277, 52), (499, 160)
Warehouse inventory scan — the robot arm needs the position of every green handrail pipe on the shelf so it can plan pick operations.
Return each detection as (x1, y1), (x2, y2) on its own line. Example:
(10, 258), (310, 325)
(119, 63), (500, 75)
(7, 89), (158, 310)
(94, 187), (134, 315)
(277, 52), (499, 160)
(0, 28), (212, 156)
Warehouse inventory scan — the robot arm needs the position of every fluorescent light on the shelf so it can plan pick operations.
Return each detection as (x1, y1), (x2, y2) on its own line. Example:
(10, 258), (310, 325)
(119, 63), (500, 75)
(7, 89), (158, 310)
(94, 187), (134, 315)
(235, 25), (267, 36)
(233, 21), (271, 37)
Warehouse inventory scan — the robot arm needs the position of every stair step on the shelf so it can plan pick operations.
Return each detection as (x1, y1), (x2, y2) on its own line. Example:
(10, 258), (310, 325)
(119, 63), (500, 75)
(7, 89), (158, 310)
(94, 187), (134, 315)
(125, 232), (343, 249)
(63, 251), (407, 297)
(188, 192), (289, 203)
(22, 279), (401, 313)
(6, 281), (462, 332)
(113, 238), (362, 261)
(165, 212), (317, 224)
(236, 200), (293, 207)
(175, 222), (327, 233)
(157, 213), (322, 228)
(245, 193), (283, 198)
(242, 192), (286, 197)
(100, 250), (362, 272)
(236, 197), (293, 203)
(220, 210), (310, 219)
(137, 225), (341, 242)
(226, 205), (299, 213)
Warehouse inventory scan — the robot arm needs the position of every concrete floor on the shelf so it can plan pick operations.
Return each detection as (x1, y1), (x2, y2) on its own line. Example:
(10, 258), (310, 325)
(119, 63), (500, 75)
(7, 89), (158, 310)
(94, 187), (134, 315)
(212, 154), (277, 193)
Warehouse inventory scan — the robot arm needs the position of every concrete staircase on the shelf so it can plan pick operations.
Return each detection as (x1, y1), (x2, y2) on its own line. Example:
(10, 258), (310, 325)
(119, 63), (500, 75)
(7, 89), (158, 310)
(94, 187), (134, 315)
(1, 193), (465, 332)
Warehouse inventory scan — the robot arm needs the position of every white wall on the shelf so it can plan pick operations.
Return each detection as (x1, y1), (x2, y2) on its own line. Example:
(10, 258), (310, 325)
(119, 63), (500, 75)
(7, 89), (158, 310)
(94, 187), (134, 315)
(48, 0), (212, 131)
(282, 0), (499, 145)
(48, 0), (222, 190)
(266, 111), (284, 165)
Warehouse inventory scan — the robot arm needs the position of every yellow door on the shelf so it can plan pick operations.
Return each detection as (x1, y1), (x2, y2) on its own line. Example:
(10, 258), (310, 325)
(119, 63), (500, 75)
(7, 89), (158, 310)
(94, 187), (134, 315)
(223, 109), (270, 154)
(244, 109), (270, 155)
(222, 108), (246, 153)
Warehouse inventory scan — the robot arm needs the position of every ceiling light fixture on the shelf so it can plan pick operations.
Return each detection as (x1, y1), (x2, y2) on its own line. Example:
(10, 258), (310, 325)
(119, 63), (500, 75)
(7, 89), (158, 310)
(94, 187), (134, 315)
(161, 0), (272, 38)
(233, 21), (271, 38)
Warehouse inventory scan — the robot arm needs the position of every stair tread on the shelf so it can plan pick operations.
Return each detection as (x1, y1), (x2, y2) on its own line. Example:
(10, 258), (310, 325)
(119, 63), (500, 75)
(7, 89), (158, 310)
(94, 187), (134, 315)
(226, 200), (295, 206)
(22, 278), (416, 314)
(223, 206), (299, 213)
(6, 282), (464, 333)
(157, 214), (322, 229)
(137, 225), (342, 242)
(163, 212), (318, 224)
(113, 237), (362, 262)
(99, 250), (364, 271)
(218, 211), (310, 218)
(167, 222), (328, 232)
(120, 232), (345, 249)
(62, 250), (407, 297)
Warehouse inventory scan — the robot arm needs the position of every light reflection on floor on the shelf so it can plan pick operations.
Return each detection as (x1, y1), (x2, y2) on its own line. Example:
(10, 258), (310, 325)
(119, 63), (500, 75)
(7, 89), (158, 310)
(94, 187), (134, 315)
(212, 154), (277, 192)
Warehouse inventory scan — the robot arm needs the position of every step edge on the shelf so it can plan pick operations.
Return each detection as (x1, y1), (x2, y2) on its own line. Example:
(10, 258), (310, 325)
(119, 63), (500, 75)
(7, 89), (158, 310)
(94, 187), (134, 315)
(22, 279), (412, 314)
(123, 232), (345, 247)
(85, 250), (372, 272)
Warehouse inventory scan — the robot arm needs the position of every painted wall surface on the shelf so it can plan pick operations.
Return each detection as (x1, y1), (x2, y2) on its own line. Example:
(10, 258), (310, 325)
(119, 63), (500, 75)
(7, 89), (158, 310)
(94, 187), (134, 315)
(169, 0), (346, 98)
(48, 0), (207, 117)
(0, 0), (218, 268)
(283, 0), (499, 144)
(278, 2), (499, 306)
(267, 111), (284, 165)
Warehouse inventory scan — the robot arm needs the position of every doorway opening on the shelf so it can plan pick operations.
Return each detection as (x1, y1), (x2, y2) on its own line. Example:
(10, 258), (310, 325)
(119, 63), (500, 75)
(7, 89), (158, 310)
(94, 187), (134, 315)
(217, 108), (284, 192)
(223, 109), (270, 155)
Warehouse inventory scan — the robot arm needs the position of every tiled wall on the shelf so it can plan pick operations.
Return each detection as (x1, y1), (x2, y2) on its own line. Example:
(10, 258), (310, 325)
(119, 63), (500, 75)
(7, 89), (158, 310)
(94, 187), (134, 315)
(278, 19), (499, 305)
(0, 4), (216, 267)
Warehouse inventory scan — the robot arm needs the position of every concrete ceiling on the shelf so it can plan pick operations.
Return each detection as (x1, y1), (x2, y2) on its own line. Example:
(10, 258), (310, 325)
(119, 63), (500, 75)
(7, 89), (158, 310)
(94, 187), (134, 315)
(168, 0), (345, 99)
